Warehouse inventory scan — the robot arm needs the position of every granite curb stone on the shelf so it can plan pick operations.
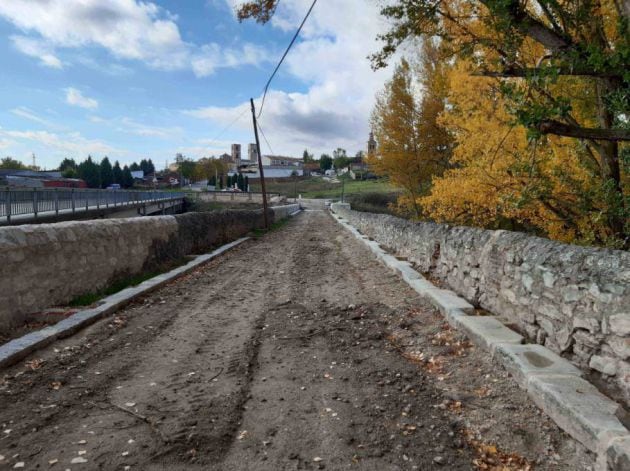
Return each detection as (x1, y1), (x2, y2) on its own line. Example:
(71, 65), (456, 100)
(330, 204), (630, 468)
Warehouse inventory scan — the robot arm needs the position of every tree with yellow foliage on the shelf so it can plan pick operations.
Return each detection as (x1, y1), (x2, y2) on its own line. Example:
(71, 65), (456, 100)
(369, 40), (453, 217)
(422, 59), (623, 245)
(235, 0), (628, 246)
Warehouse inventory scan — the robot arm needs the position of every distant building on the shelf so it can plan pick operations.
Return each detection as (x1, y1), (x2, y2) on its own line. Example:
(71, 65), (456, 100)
(367, 131), (377, 157)
(131, 170), (144, 180)
(231, 144), (242, 166)
(0, 169), (86, 188)
(261, 155), (303, 167)
(248, 143), (258, 162)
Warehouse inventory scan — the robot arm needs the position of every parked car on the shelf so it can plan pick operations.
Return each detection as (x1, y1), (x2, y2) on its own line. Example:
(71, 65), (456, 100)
(106, 184), (121, 190)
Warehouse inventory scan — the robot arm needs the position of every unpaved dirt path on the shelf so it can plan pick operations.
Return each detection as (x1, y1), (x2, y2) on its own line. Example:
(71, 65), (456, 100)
(0, 210), (593, 470)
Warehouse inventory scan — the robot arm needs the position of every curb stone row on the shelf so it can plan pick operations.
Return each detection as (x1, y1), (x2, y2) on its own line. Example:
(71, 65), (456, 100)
(0, 237), (251, 370)
(330, 205), (629, 471)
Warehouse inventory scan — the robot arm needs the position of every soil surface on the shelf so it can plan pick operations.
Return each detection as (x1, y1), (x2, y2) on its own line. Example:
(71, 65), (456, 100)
(0, 210), (594, 470)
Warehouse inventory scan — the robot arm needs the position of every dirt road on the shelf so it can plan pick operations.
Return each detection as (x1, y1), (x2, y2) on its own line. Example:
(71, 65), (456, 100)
(0, 210), (593, 470)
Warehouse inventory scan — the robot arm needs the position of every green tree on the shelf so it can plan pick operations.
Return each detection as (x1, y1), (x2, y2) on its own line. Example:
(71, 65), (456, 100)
(77, 156), (101, 188)
(129, 162), (140, 172)
(62, 168), (78, 178)
(175, 154), (196, 182)
(0, 157), (27, 169)
(112, 161), (123, 184)
(319, 154), (333, 171)
(237, 173), (245, 190)
(58, 158), (77, 172)
(121, 165), (134, 188)
(302, 149), (314, 163)
(100, 157), (113, 188)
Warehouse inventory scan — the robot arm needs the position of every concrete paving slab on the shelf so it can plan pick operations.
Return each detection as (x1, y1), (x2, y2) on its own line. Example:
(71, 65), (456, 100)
(493, 343), (583, 389)
(454, 316), (524, 352)
(527, 374), (626, 452)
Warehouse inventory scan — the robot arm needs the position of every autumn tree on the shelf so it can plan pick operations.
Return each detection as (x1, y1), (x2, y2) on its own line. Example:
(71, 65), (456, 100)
(371, 0), (629, 244)
(369, 41), (453, 217)
(194, 157), (228, 184)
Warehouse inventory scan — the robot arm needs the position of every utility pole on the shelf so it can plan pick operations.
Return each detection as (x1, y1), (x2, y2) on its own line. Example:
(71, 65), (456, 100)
(250, 98), (269, 229)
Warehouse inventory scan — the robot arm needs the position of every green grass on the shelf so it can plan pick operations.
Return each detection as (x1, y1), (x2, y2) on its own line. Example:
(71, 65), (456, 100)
(250, 176), (396, 199)
(69, 258), (190, 307)
(251, 216), (290, 238)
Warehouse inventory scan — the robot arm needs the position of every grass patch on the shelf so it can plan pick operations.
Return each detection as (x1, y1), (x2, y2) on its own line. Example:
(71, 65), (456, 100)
(250, 176), (395, 199)
(251, 217), (291, 238)
(347, 191), (399, 215)
(68, 258), (191, 307)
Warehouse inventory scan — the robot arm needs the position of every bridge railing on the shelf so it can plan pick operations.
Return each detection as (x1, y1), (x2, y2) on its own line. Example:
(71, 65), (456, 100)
(0, 187), (185, 222)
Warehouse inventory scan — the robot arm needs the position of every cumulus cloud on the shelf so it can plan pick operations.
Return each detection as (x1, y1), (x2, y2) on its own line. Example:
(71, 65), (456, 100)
(65, 88), (99, 109)
(0, 0), (269, 75)
(187, 0), (397, 156)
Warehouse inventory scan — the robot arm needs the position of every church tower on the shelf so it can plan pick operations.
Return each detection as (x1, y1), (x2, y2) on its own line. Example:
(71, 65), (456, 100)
(367, 131), (377, 157)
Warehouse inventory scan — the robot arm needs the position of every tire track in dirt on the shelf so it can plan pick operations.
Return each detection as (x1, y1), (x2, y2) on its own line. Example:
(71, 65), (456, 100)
(0, 211), (594, 470)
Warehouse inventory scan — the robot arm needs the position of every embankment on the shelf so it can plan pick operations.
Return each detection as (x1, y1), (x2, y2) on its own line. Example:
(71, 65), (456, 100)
(0, 205), (299, 331)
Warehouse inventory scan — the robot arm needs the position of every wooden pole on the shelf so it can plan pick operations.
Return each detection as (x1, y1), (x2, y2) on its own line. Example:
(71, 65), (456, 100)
(250, 98), (269, 229)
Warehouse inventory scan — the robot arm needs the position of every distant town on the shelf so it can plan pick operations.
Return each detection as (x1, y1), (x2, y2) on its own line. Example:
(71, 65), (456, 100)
(0, 133), (377, 191)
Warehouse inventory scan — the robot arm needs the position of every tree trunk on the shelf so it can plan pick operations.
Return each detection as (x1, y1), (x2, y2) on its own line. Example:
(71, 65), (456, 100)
(594, 78), (627, 246)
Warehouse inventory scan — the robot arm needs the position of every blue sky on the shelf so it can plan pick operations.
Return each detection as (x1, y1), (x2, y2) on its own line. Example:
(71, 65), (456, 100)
(0, 0), (394, 170)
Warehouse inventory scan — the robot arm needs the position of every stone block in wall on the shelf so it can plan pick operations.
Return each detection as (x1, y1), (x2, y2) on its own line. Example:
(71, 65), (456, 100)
(607, 337), (630, 360)
(610, 314), (630, 337)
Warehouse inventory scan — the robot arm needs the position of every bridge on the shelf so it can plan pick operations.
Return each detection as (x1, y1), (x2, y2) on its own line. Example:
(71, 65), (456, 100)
(0, 187), (186, 225)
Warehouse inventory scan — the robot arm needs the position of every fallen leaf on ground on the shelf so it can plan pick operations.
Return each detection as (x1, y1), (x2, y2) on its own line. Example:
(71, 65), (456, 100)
(25, 359), (44, 370)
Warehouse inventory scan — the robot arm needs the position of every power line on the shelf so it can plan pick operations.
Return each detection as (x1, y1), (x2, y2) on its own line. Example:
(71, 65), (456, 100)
(256, 121), (275, 155)
(257, 0), (317, 119)
(206, 107), (249, 146)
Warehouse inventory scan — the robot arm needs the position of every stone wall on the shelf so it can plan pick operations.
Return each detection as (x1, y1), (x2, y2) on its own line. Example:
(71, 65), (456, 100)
(0, 205), (299, 332)
(332, 203), (630, 403)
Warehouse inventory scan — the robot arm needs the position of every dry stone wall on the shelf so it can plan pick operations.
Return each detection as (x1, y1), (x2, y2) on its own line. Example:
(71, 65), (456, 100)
(332, 203), (630, 403)
(0, 205), (298, 332)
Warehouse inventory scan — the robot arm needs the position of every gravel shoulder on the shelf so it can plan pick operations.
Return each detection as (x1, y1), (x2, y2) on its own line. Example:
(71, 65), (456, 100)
(0, 211), (594, 470)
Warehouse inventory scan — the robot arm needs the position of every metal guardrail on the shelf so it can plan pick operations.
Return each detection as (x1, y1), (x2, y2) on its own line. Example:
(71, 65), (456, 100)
(0, 187), (185, 223)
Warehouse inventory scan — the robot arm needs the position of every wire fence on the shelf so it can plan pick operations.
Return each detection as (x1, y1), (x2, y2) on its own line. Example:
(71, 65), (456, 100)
(0, 188), (186, 222)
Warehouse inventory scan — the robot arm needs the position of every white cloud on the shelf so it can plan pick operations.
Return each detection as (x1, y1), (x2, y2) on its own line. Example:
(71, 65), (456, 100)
(0, 1), (269, 75)
(10, 35), (63, 68)
(0, 138), (14, 150)
(65, 88), (99, 109)
(0, 129), (120, 157)
(186, 0), (397, 156)
(10, 107), (56, 128)
(191, 42), (269, 77)
(118, 117), (182, 139)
